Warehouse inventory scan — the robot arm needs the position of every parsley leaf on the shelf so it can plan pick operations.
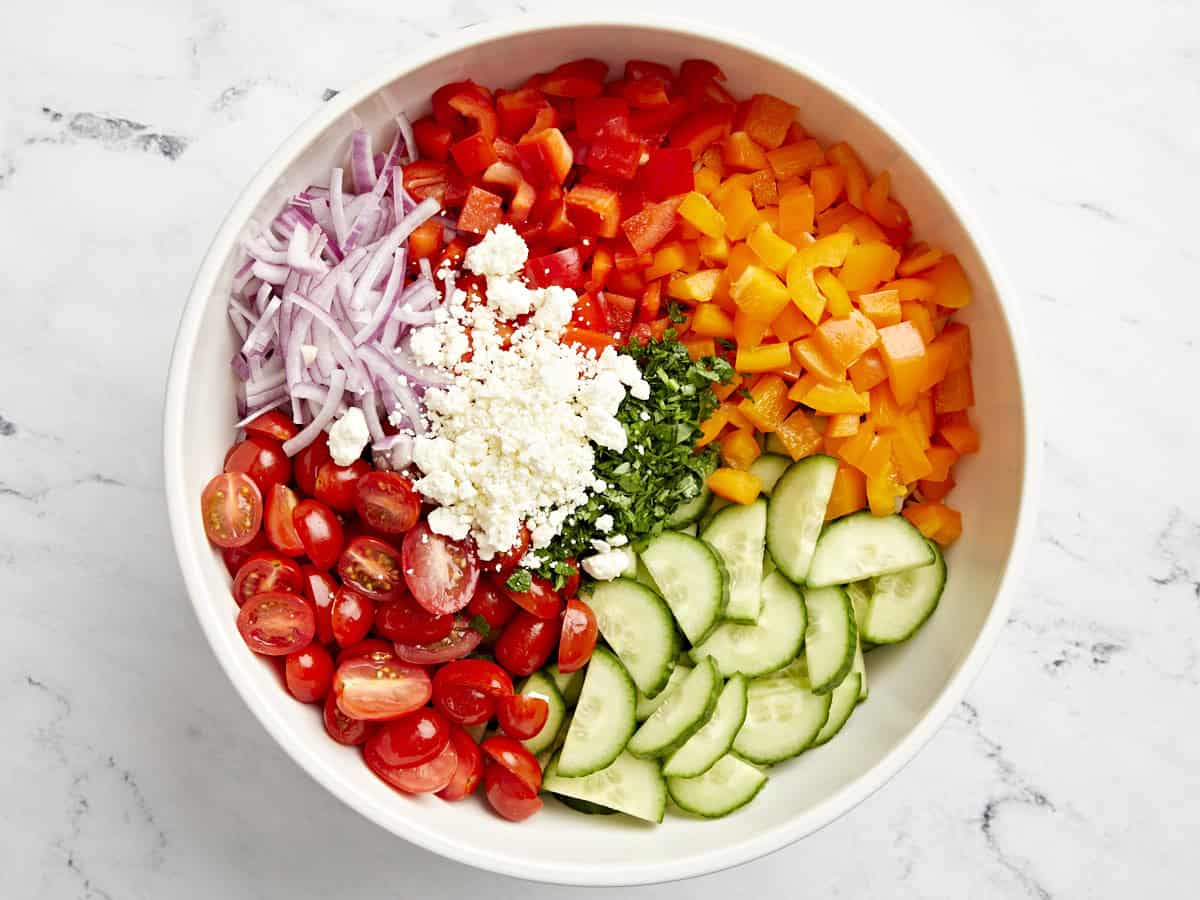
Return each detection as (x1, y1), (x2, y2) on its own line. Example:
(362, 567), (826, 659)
(667, 302), (687, 324)
(505, 569), (532, 593)
(468, 614), (491, 637)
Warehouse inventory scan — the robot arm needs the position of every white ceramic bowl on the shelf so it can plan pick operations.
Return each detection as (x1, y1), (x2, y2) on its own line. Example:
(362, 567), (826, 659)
(164, 12), (1038, 886)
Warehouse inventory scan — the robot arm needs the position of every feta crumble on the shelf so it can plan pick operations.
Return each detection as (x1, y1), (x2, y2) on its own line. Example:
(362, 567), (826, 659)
(581, 548), (631, 581)
(327, 406), (369, 466)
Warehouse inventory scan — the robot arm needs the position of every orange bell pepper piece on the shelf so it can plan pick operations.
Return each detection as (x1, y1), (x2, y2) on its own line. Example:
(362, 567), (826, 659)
(836, 419), (876, 470)
(932, 322), (972, 373)
(848, 349), (889, 393)
(882, 278), (935, 302)
(711, 373), (743, 402)
(733, 309), (771, 347)
(916, 391), (936, 437)
(683, 337), (717, 361)
(742, 94), (796, 150)
(770, 303), (814, 342)
(668, 269), (722, 303)
(826, 413), (861, 438)
(810, 164), (845, 213)
(918, 473), (955, 502)
(698, 232), (731, 265)
(718, 186), (762, 240)
(926, 255), (972, 309)
(694, 166), (722, 195)
(774, 408), (824, 461)
(934, 367), (974, 413)
(691, 303), (736, 339)
(697, 406), (731, 447)
(838, 214), (888, 245)
(867, 466), (904, 516)
(917, 339), (954, 392)
(732, 264), (791, 322)
(897, 242), (944, 276)
(766, 139), (825, 180)
(903, 501), (963, 546)
(825, 142), (869, 209)
(890, 417), (933, 483)
(814, 269), (853, 318)
(839, 241), (901, 292)
(737, 374), (795, 432)
(786, 232), (855, 323)
(722, 131), (770, 172)
(791, 337), (845, 384)
(857, 289), (902, 327)
(863, 170), (911, 233)
(938, 411), (980, 454)
(678, 191), (726, 239)
(924, 445), (958, 482)
(645, 241), (687, 280)
(777, 181), (815, 244)
(708, 467), (763, 505)
(746, 222), (797, 274)
(750, 170), (778, 207)
(799, 381), (871, 415)
(736, 342), (792, 373)
(825, 465), (867, 520)
(815, 309), (879, 369)
(867, 382), (904, 430)
(857, 433), (894, 482)
(720, 401), (755, 431)
(815, 203), (861, 237)
(902, 301), (936, 344)
(721, 428), (762, 470)
(877, 321), (928, 407)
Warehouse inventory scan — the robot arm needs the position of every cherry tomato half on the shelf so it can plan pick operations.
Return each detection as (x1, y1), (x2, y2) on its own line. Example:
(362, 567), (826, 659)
(201, 472), (263, 548)
(366, 736), (458, 794)
(432, 659), (514, 727)
(483, 763), (543, 822)
(243, 410), (298, 443)
(355, 471), (421, 535)
(393, 616), (484, 665)
(294, 434), (331, 497)
(314, 458), (371, 513)
(558, 598), (599, 674)
(300, 565), (337, 644)
(232, 552), (305, 607)
(323, 692), (375, 745)
(335, 638), (394, 666)
(487, 524), (530, 580)
(333, 652), (432, 721)
(467, 580), (518, 632)
(236, 591), (316, 656)
(497, 694), (549, 741)
(330, 587), (374, 647)
(494, 611), (559, 676)
(562, 558), (581, 598)
(221, 530), (270, 576)
(503, 574), (563, 620)
(402, 522), (480, 615)
(338, 536), (406, 602)
(285, 643), (334, 703)
(363, 707), (450, 769)
(436, 725), (484, 801)
(264, 484), (304, 557)
(224, 435), (292, 496)
(481, 735), (542, 793)
(293, 499), (344, 570)
(374, 592), (455, 644)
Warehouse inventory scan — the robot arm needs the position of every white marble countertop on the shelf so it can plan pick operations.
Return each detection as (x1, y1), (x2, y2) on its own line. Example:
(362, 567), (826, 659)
(3, 0), (1197, 896)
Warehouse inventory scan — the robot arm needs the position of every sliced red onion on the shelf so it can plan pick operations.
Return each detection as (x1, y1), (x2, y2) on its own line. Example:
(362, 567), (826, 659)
(235, 395), (289, 428)
(349, 129), (375, 194)
(251, 260), (289, 285)
(231, 352), (251, 381)
(349, 196), (438, 313)
(285, 293), (360, 366)
(329, 168), (349, 250)
(286, 224), (327, 275)
(395, 113), (415, 165)
(241, 296), (281, 356)
(352, 252), (407, 345)
(359, 392), (386, 443)
(232, 257), (256, 294)
(282, 368), (346, 456)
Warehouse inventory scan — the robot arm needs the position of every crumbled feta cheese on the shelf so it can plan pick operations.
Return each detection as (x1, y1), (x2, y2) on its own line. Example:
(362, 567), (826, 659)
(300, 343), (319, 366)
(327, 407), (370, 466)
(595, 514), (614, 533)
(609, 534), (628, 547)
(581, 549), (631, 581)
(463, 223), (528, 277)
(590, 538), (612, 554)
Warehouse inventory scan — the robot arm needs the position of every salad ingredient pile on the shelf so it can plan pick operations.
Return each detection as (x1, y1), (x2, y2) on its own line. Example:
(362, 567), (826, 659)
(200, 55), (982, 824)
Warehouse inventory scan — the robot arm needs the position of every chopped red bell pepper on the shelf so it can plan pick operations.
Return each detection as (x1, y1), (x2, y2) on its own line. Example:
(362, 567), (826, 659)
(432, 80), (495, 138)
(637, 147), (694, 200)
(565, 185), (622, 238)
(492, 136), (519, 164)
(575, 97), (631, 141)
(669, 104), (734, 158)
(541, 75), (605, 99)
(623, 77), (672, 109)
(586, 136), (643, 181)
(526, 247), (586, 291)
(639, 278), (663, 322)
(630, 98), (691, 143)
(496, 89), (547, 141)
(678, 60), (734, 106)
(517, 127), (574, 186)
(447, 93), (498, 142)
(570, 292), (608, 331)
(457, 186), (504, 235)
(481, 161), (536, 224)
(412, 116), (453, 162)
(621, 196), (682, 255)
(587, 247), (614, 291)
(549, 58), (608, 82)
(600, 292), (637, 337)
(630, 318), (672, 343)
(562, 327), (616, 353)
(524, 105), (559, 138)
(542, 197), (579, 245)
(450, 132), (498, 176)
(402, 160), (451, 207)
(625, 60), (676, 83)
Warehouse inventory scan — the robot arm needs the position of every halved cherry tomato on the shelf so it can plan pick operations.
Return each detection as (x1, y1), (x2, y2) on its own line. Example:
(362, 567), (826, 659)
(436, 725), (484, 801)
(363, 708), (450, 769)
(224, 436), (292, 496)
(374, 592), (454, 645)
(243, 410), (299, 443)
(562, 558), (581, 599)
(481, 735), (542, 792)
(333, 652), (432, 721)
(401, 522), (480, 615)
(432, 659), (514, 726)
(393, 615), (484, 665)
(558, 598), (599, 673)
(503, 575), (563, 620)
(232, 552), (305, 607)
(300, 565), (337, 644)
(335, 638), (394, 666)
(485, 525), (530, 581)
(292, 499), (344, 570)
(355, 471), (421, 535)
(221, 529), (271, 577)
(497, 694), (549, 741)
(236, 591), (315, 656)
(314, 459), (370, 513)
(467, 580), (518, 632)
(494, 611), (559, 676)
(323, 692), (375, 745)
(285, 643), (334, 703)
(200, 472), (262, 548)
(330, 587), (374, 647)
(484, 762), (542, 821)
(338, 536), (406, 602)
(293, 434), (331, 497)
(365, 735), (458, 794)
(264, 484), (304, 557)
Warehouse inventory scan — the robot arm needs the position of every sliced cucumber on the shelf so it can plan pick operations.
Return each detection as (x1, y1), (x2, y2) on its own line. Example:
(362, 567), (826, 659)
(636, 665), (691, 722)
(748, 453), (791, 496)
(555, 794), (617, 815)
(518, 670), (568, 756)
(803, 586), (857, 694)
(691, 570), (807, 678)
(628, 658), (721, 758)
(699, 496), (731, 532)
(557, 648), (637, 777)
(852, 637), (868, 702)
(675, 523), (699, 536)
(634, 557), (660, 592)
(535, 712), (571, 770)
(639, 532), (729, 645)
(665, 455), (718, 528)
(846, 580), (871, 633)
(701, 499), (767, 623)
(812, 672), (862, 747)
(807, 511), (934, 588)
(765, 455), (838, 584)
(667, 754), (767, 819)
(732, 669), (831, 764)
(544, 751), (667, 823)
(614, 546), (639, 579)
(663, 674), (748, 778)
(585, 578), (679, 698)
(859, 541), (946, 643)
(548, 663), (585, 707)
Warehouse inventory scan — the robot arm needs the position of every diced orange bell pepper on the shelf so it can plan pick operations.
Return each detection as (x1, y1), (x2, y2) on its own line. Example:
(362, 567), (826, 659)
(777, 181), (815, 244)
(815, 309), (879, 369)
(766, 139), (825, 180)
(932, 322), (972, 374)
(857, 433), (894, 482)
(825, 142), (869, 209)
(867, 382), (904, 429)
(645, 242), (688, 281)
(916, 391), (936, 436)
(905, 409), (931, 449)
(787, 372), (820, 401)
(732, 264), (791, 322)
(708, 467), (763, 505)
(770, 303), (814, 342)
(890, 417), (933, 483)
(737, 374), (794, 432)
(721, 428), (762, 470)
(903, 501), (963, 546)
(720, 401), (755, 431)
(902, 301), (936, 345)
(857, 289), (902, 327)
(709, 172), (752, 208)
(698, 232), (731, 265)
(799, 381), (871, 415)
(786, 232), (855, 323)
(938, 411), (980, 454)
(898, 242), (944, 277)
(934, 367), (974, 413)
(825, 465), (867, 519)
(826, 413), (861, 438)
(917, 339), (953, 392)
(836, 419), (876, 469)
(697, 406), (730, 447)
(668, 269), (722, 302)
(926, 255), (972, 309)
(718, 187), (762, 241)
(918, 473), (955, 502)
(863, 171), (911, 233)
(810, 164), (845, 212)
(814, 269), (853, 318)
(774, 408), (824, 461)
(839, 241), (901, 292)
(722, 131), (770, 172)
(711, 376), (743, 404)
(678, 191), (727, 240)
(867, 467), (904, 516)
(839, 214), (888, 245)
(695, 166), (722, 195)
(733, 309), (771, 347)
(758, 205), (780, 232)
(742, 94), (796, 150)
(877, 321), (928, 407)
(848, 349), (889, 393)
(736, 342), (792, 373)
(791, 337), (845, 384)
(690, 302), (736, 338)
(815, 203), (860, 237)
(746, 222), (797, 274)
(683, 337), (717, 361)
(925, 445), (959, 482)
(882, 278), (935, 302)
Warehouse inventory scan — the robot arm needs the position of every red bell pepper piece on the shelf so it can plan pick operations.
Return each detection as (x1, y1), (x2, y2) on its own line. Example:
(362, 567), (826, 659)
(517, 127), (574, 186)
(450, 132), (498, 176)
(629, 98), (692, 144)
(496, 89), (547, 141)
(575, 97), (631, 141)
(586, 136), (643, 181)
(600, 292), (637, 337)
(623, 77), (672, 109)
(621, 196), (682, 255)
(542, 58), (608, 98)
(637, 147), (694, 201)
(678, 60), (734, 106)
(402, 161), (451, 207)
(492, 137), (519, 164)
(526, 247), (586, 291)
(562, 327), (616, 353)
(625, 60), (676, 83)
(639, 278), (663, 322)
(457, 186), (504, 235)
(432, 80), (493, 135)
(570, 292), (608, 331)
(565, 185), (622, 238)
(481, 161), (535, 224)
(669, 104), (734, 159)
(412, 116), (453, 162)
(543, 197), (579, 246)
(630, 318), (671, 343)
(448, 93), (499, 142)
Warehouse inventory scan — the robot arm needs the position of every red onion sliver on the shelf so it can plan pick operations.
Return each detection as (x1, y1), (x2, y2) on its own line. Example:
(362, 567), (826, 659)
(282, 368), (347, 457)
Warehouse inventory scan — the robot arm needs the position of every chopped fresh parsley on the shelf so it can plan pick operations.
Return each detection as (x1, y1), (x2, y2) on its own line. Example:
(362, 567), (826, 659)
(666, 302), (688, 324)
(505, 569), (533, 593)
(468, 614), (491, 637)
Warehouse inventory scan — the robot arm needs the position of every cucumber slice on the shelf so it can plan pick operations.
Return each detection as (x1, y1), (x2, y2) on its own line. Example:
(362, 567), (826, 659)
(585, 578), (679, 698)
(614, 546), (639, 579)
(807, 511), (935, 588)
(667, 754), (767, 818)
(812, 672), (862, 747)
(557, 648), (637, 777)
(535, 712), (571, 770)
(852, 637), (868, 702)
(675, 523), (698, 536)
(701, 499), (767, 623)
(803, 586), (857, 694)
(859, 541), (947, 643)
(544, 751), (667, 823)
(555, 794), (617, 815)
(846, 580), (871, 633)
(627, 658), (721, 758)
(639, 532), (729, 645)
(518, 670), (568, 756)
(636, 665), (691, 721)
(698, 496), (731, 532)
(691, 570), (807, 678)
(748, 453), (791, 496)
(765, 455), (839, 584)
(663, 674), (749, 778)
(665, 454), (717, 528)
(547, 663), (586, 707)
(634, 557), (660, 592)
(731, 670), (832, 764)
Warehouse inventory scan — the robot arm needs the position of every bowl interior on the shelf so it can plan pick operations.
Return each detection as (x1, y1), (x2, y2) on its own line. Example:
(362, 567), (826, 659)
(166, 19), (1030, 885)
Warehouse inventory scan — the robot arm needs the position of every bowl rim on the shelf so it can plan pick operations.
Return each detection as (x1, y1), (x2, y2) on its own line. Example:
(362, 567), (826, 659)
(163, 10), (1040, 886)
